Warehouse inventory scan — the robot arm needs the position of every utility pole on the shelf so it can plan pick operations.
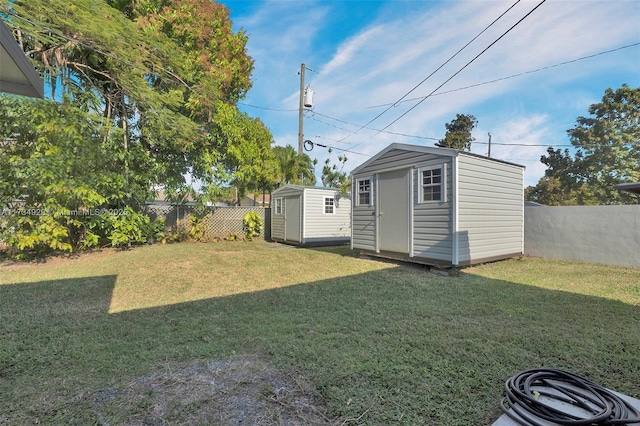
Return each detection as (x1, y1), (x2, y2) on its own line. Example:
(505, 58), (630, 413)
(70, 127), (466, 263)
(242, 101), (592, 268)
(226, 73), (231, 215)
(298, 63), (306, 157)
(488, 132), (492, 158)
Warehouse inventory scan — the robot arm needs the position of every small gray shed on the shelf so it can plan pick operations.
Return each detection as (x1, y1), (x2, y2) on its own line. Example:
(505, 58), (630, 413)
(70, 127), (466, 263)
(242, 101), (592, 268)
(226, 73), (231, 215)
(271, 184), (351, 246)
(350, 143), (525, 267)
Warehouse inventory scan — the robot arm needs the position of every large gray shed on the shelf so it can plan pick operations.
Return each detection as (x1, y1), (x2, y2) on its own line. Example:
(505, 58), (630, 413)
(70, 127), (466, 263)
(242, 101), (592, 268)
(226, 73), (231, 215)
(271, 184), (351, 246)
(350, 143), (525, 267)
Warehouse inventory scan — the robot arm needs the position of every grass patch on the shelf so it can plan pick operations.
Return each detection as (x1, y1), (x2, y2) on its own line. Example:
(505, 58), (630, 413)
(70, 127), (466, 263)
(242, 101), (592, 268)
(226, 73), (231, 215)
(1, 243), (639, 425)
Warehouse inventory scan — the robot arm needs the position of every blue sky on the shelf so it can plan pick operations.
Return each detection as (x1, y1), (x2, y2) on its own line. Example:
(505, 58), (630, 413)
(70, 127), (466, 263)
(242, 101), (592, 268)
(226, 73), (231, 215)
(220, 0), (640, 187)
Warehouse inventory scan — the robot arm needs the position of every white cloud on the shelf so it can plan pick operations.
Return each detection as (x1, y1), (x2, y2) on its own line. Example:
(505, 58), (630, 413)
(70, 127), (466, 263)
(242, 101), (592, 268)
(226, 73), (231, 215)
(230, 0), (640, 185)
(474, 114), (554, 187)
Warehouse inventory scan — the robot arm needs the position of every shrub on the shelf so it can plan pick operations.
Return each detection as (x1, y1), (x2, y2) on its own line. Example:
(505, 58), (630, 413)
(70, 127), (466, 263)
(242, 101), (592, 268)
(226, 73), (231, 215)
(242, 211), (262, 241)
(103, 207), (152, 248)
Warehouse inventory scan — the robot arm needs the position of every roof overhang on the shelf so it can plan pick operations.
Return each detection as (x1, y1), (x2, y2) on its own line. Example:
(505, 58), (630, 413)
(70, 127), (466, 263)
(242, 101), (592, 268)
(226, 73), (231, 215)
(615, 182), (640, 195)
(0, 19), (44, 98)
(350, 142), (524, 176)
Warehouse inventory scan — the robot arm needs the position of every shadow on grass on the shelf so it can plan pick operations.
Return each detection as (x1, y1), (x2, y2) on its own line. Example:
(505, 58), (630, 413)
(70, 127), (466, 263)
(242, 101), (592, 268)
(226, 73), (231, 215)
(1, 269), (639, 425)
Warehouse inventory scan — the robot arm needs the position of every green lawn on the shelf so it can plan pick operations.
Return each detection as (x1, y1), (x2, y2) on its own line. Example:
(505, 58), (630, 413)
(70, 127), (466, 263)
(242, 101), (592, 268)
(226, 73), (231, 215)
(1, 242), (639, 425)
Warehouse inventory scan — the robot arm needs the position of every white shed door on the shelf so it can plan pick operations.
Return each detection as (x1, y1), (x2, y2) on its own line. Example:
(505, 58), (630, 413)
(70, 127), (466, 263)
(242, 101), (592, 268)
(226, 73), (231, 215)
(285, 196), (301, 242)
(378, 169), (410, 253)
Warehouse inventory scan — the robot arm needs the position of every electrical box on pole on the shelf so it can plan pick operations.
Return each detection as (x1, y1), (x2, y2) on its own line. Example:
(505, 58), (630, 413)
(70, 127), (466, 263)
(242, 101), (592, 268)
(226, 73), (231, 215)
(304, 87), (314, 109)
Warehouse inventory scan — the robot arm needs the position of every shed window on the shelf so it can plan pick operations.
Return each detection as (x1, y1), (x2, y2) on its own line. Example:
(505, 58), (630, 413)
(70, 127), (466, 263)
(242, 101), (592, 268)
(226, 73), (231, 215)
(275, 198), (283, 215)
(420, 167), (443, 202)
(324, 197), (335, 214)
(357, 178), (371, 206)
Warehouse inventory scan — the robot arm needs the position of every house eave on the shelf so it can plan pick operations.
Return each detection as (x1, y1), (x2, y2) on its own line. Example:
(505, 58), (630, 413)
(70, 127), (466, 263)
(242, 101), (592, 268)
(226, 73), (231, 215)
(615, 182), (640, 195)
(0, 20), (44, 99)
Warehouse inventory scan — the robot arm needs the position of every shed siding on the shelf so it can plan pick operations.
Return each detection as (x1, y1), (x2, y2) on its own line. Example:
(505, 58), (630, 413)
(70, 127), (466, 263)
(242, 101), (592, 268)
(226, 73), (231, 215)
(271, 211), (285, 241)
(271, 185), (351, 244)
(411, 157), (453, 262)
(302, 188), (351, 240)
(456, 154), (524, 262)
(352, 148), (420, 252)
(351, 144), (524, 266)
(351, 175), (376, 250)
(271, 186), (302, 242)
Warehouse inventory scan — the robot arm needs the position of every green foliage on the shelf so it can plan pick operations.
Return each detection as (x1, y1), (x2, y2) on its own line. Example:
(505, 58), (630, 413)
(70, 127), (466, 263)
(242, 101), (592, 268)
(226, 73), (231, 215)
(526, 85), (640, 205)
(0, 1), (279, 255)
(151, 218), (167, 244)
(0, 1), (263, 187)
(207, 103), (278, 197)
(103, 207), (151, 248)
(225, 232), (240, 241)
(5, 214), (72, 258)
(435, 113), (478, 151)
(0, 96), (130, 256)
(321, 150), (351, 195)
(272, 145), (316, 187)
(242, 211), (262, 241)
(187, 214), (205, 242)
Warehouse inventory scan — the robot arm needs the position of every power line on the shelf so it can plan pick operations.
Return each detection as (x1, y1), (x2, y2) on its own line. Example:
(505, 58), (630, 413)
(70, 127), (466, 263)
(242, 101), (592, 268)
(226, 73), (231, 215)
(303, 138), (371, 157)
(308, 112), (356, 134)
(310, 110), (441, 142)
(237, 102), (297, 112)
(312, 111), (360, 128)
(366, 42), (640, 109)
(474, 141), (572, 147)
(377, 0), (548, 134)
(232, 41), (640, 119)
(312, 109), (637, 149)
(238, 40), (639, 124)
(334, 0), (522, 144)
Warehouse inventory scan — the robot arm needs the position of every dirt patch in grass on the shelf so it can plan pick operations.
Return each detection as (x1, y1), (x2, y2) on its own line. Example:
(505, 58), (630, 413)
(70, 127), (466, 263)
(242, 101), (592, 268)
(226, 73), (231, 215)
(84, 355), (335, 425)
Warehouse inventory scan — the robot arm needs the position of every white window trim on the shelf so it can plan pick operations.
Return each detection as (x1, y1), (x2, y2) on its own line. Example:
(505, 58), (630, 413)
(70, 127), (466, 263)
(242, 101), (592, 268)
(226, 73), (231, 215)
(275, 197), (283, 215)
(356, 177), (373, 207)
(323, 196), (335, 214)
(418, 165), (446, 204)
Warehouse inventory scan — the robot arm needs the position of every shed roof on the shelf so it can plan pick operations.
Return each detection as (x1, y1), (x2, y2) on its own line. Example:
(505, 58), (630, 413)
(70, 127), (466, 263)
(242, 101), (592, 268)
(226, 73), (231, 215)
(272, 184), (342, 194)
(350, 143), (524, 175)
(0, 20), (44, 98)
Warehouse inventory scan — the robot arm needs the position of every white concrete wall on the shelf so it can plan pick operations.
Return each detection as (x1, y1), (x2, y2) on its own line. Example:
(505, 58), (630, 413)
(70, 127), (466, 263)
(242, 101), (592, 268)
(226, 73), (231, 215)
(524, 205), (640, 268)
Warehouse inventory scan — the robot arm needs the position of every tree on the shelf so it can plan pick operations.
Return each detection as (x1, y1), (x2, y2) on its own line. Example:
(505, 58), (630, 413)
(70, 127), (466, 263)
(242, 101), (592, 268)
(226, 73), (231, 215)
(321, 151), (351, 195)
(524, 177), (592, 206)
(272, 145), (316, 187)
(0, 96), (127, 253)
(567, 84), (640, 204)
(0, 0), (274, 255)
(526, 85), (640, 205)
(435, 114), (478, 151)
(207, 103), (278, 200)
(524, 147), (593, 206)
(3, 0), (260, 198)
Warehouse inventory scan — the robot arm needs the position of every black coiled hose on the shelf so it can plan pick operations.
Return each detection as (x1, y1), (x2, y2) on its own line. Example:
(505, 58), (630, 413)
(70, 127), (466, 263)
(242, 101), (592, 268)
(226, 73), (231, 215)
(501, 368), (640, 425)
